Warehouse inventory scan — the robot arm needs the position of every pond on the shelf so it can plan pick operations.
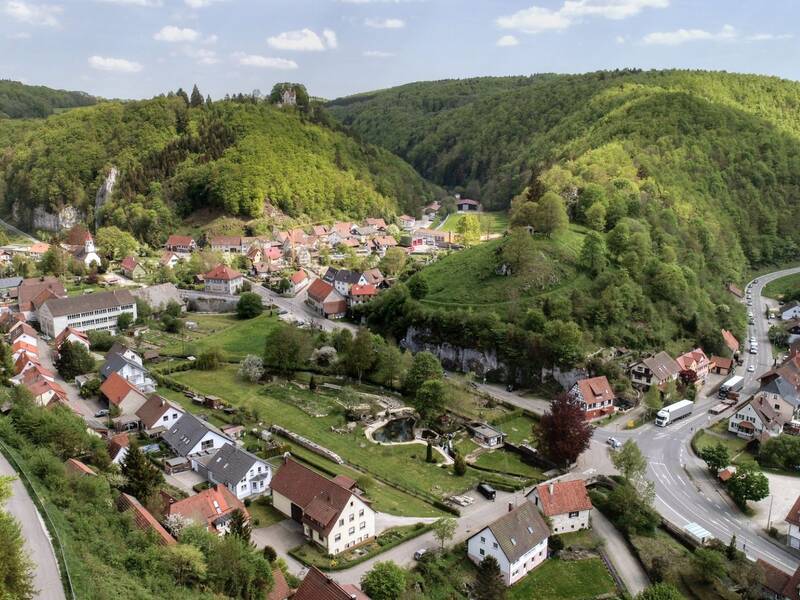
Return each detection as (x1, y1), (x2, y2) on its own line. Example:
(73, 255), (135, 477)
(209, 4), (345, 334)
(373, 417), (416, 443)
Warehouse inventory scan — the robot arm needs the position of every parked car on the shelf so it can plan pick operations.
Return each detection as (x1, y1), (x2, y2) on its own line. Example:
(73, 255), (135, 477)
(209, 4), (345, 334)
(606, 436), (622, 449)
(94, 409), (109, 418)
(477, 483), (496, 501)
(414, 548), (428, 560)
(747, 365), (756, 373)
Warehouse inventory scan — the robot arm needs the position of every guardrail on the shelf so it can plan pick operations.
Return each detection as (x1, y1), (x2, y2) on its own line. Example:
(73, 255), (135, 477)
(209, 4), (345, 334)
(0, 439), (76, 600)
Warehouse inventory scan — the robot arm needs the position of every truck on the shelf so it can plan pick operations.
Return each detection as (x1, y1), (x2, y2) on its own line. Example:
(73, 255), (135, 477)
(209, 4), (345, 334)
(655, 399), (694, 427)
(718, 375), (744, 399)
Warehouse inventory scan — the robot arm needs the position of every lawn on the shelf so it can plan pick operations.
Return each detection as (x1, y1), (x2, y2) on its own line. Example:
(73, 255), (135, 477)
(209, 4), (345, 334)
(473, 449), (544, 479)
(447, 381), (510, 422)
(247, 497), (285, 528)
(495, 414), (538, 445)
(169, 366), (509, 507)
(693, 429), (753, 463)
(153, 312), (281, 359)
(508, 558), (616, 600)
(439, 211), (510, 236)
(763, 273), (800, 301)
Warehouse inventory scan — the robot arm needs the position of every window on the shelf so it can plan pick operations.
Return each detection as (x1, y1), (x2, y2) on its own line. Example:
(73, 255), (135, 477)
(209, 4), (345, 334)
(201, 439), (214, 450)
(480, 536), (485, 544)
(360, 522), (366, 530)
(339, 519), (344, 526)
(359, 509), (364, 517)
(479, 549), (485, 556)
(349, 527), (355, 535)
(349, 514), (355, 522)
(569, 511), (579, 518)
(334, 533), (341, 542)
(493, 542), (498, 549)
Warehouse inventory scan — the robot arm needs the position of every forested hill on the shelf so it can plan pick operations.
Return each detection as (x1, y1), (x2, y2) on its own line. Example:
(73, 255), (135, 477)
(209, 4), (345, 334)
(0, 94), (436, 244)
(0, 79), (96, 119)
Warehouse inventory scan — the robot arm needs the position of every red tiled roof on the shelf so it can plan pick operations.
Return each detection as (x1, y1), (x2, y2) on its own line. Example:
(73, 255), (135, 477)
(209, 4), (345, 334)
(265, 247), (283, 261)
(12, 340), (38, 357)
(270, 459), (358, 536)
(118, 493), (176, 546)
(293, 567), (369, 600)
(210, 236), (242, 247)
(100, 372), (146, 407)
(14, 353), (40, 374)
(120, 256), (139, 271)
(64, 458), (96, 477)
(167, 484), (247, 532)
(758, 559), (792, 598)
(350, 284), (378, 297)
(10, 322), (36, 340)
(18, 277), (66, 311)
(535, 479), (593, 516)
(108, 433), (130, 458)
(575, 376), (613, 405)
(204, 264), (242, 281)
(307, 279), (334, 302)
(722, 329), (739, 354)
(718, 468), (734, 482)
(165, 235), (194, 248)
(28, 242), (50, 254)
(676, 348), (709, 371)
(291, 271), (307, 285)
(54, 327), (89, 349)
(786, 496), (800, 527)
(710, 356), (734, 370)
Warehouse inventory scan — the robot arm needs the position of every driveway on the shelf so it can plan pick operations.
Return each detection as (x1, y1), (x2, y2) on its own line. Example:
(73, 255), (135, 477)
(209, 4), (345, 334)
(252, 519), (307, 576)
(164, 470), (206, 496)
(0, 453), (66, 600)
(36, 337), (99, 418)
(592, 510), (650, 596)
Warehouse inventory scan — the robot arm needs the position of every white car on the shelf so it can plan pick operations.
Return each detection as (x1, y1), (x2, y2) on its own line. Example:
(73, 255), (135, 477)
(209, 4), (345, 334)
(606, 437), (622, 449)
(747, 365), (756, 373)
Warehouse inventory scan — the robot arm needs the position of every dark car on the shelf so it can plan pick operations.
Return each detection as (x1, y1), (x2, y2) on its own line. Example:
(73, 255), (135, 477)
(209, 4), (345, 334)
(477, 483), (496, 501)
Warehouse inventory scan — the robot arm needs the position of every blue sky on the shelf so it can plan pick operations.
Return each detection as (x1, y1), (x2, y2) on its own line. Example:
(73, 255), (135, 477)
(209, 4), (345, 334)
(1, 0), (798, 100)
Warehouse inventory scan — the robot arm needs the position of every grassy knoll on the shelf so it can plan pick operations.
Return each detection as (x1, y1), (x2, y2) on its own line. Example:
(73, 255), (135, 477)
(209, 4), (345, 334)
(169, 366), (514, 505)
(439, 211), (510, 236)
(418, 224), (587, 311)
(495, 414), (537, 445)
(763, 273), (800, 300)
(508, 558), (616, 600)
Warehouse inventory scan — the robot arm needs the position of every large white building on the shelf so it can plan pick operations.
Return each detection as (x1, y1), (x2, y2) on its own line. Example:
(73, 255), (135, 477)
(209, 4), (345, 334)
(467, 500), (550, 586)
(270, 458), (375, 555)
(38, 289), (137, 338)
(193, 443), (272, 501)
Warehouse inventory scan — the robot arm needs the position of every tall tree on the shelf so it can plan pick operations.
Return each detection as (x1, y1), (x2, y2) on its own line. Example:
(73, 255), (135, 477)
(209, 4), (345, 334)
(176, 87), (190, 106)
(538, 393), (592, 466)
(475, 555), (506, 600)
(727, 463), (769, 507)
(431, 517), (457, 550)
(263, 323), (312, 375)
(579, 231), (608, 275)
(236, 292), (263, 319)
(55, 341), (95, 381)
(612, 439), (648, 482)
(698, 442), (730, 474)
(190, 84), (204, 108)
(413, 379), (448, 422)
(345, 328), (377, 382)
(121, 442), (164, 502)
(227, 508), (252, 544)
(534, 192), (568, 236)
(403, 351), (444, 395)
(360, 561), (406, 600)
(456, 214), (481, 246)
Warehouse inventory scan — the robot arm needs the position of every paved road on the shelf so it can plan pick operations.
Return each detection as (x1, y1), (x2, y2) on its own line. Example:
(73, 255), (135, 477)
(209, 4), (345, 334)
(249, 280), (358, 333)
(592, 509), (650, 595)
(0, 454), (66, 600)
(36, 337), (98, 418)
(593, 266), (800, 574)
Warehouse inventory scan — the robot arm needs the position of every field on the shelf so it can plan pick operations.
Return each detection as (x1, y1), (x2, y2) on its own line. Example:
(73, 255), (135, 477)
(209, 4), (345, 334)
(439, 211), (510, 236)
(473, 449), (543, 478)
(495, 414), (538, 445)
(418, 224), (587, 311)
(168, 366), (521, 507)
(145, 312), (281, 359)
(508, 558), (616, 600)
(763, 273), (800, 300)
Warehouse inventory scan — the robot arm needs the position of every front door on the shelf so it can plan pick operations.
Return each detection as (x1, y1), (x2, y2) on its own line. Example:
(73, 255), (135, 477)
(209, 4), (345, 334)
(290, 503), (303, 523)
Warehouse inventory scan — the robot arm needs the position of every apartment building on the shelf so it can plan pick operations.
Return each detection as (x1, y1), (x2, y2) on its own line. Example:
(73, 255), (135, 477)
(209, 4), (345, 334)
(38, 289), (137, 338)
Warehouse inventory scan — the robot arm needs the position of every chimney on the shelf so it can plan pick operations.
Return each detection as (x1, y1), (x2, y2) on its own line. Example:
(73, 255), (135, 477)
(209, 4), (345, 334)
(508, 502), (514, 513)
(548, 482), (554, 496)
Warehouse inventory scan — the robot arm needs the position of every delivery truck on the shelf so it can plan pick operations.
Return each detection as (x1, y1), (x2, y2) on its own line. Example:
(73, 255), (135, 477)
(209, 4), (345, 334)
(655, 399), (695, 427)
(718, 375), (744, 399)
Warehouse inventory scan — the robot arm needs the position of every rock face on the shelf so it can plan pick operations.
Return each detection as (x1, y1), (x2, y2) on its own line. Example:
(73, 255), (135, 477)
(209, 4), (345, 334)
(32, 205), (82, 232)
(95, 166), (118, 227)
(403, 325), (501, 376)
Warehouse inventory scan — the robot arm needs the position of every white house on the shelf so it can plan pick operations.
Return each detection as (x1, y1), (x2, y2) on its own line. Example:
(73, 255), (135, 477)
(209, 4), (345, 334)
(203, 264), (244, 295)
(270, 458), (376, 555)
(786, 496), (800, 550)
(99, 373), (149, 415)
(135, 394), (184, 434)
(781, 301), (800, 321)
(38, 289), (137, 339)
(66, 231), (101, 268)
(728, 396), (786, 439)
(194, 443), (272, 500)
(54, 327), (90, 354)
(467, 500), (549, 586)
(322, 268), (368, 297)
(100, 343), (155, 393)
(161, 413), (233, 457)
(8, 322), (38, 351)
(528, 479), (593, 533)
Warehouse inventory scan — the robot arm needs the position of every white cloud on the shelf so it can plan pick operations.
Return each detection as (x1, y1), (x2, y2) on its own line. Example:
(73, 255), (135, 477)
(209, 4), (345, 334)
(643, 24), (736, 45)
(95, 0), (162, 6)
(184, 0), (225, 7)
(154, 25), (200, 42)
(267, 28), (338, 51)
(497, 0), (668, 34)
(496, 35), (519, 47)
(4, 1), (62, 27)
(363, 50), (395, 57)
(341, 0), (423, 3)
(183, 46), (219, 65)
(364, 17), (405, 28)
(88, 55), (143, 73)
(9, 31), (31, 39)
(203, 33), (218, 44)
(746, 32), (793, 41)
(615, 34), (626, 43)
(233, 53), (298, 70)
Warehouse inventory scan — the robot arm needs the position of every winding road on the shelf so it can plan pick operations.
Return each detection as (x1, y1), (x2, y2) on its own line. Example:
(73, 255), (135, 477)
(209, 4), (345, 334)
(594, 266), (800, 573)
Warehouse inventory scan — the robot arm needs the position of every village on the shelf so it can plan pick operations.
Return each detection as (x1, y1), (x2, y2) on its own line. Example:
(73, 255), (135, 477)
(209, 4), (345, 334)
(1, 199), (800, 600)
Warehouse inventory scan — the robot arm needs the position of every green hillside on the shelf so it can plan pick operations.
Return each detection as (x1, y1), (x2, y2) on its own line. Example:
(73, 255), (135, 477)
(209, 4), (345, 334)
(358, 70), (800, 376)
(0, 79), (96, 119)
(0, 95), (436, 244)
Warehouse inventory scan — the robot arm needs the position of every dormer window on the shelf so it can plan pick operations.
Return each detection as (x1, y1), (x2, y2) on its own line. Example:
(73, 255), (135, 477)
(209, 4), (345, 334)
(510, 538), (517, 546)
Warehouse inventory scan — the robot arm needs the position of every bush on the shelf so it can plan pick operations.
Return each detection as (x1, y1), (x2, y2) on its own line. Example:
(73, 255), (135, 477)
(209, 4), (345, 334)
(196, 348), (224, 370)
(236, 292), (264, 319)
(87, 330), (119, 351)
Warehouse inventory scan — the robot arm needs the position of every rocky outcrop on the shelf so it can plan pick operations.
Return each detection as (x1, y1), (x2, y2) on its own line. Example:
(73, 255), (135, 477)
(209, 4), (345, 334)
(32, 205), (81, 232)
(95, 166), (117, 227)
(402, 326), (502, 376)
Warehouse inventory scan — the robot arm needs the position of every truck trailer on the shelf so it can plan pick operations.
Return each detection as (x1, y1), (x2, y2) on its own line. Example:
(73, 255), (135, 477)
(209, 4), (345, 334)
(655, 399), (695, 427)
